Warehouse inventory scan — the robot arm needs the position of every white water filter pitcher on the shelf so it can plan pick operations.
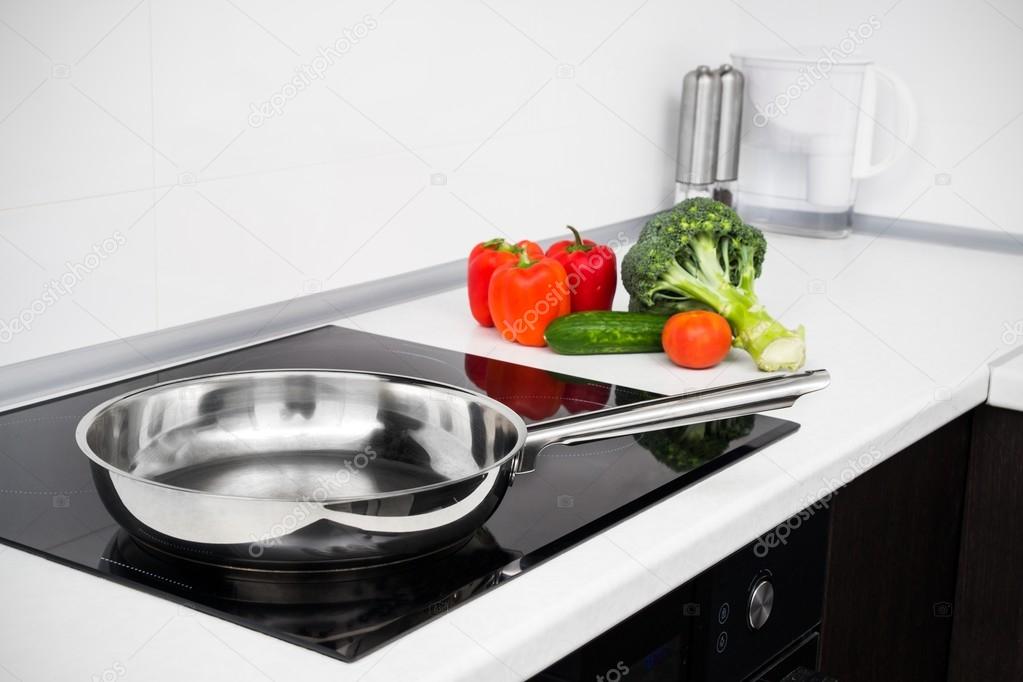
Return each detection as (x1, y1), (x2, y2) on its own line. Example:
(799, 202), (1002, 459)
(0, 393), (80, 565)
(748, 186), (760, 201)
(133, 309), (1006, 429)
(731, 48), (917, 237)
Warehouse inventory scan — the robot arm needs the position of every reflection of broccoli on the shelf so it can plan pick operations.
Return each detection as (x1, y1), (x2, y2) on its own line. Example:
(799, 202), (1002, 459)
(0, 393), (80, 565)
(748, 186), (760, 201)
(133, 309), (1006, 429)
(615, 385), (754, 471)
(634, 417), (755, 471)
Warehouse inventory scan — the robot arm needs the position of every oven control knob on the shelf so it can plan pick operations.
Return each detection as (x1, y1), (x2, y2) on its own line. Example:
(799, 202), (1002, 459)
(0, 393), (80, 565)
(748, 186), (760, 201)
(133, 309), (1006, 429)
(747, 578), (774, 630)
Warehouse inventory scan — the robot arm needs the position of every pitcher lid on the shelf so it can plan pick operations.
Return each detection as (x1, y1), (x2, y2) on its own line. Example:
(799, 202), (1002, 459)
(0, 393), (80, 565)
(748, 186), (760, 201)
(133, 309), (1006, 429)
(731, 47), (873, 67)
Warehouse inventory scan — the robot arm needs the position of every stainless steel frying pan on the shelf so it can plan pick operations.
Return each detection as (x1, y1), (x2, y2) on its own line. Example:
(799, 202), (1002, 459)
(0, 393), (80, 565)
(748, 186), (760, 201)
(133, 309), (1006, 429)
(76, 368), (829, 570)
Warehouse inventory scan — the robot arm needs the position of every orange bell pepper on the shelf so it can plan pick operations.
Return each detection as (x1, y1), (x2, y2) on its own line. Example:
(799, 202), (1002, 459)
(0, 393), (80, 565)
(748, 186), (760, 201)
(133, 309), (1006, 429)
(488, 250), (570, 346)
(467, 239), (544, 327)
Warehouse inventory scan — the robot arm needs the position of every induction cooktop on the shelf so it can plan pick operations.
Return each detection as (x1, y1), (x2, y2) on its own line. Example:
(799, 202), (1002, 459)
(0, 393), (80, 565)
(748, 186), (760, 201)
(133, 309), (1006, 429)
(0, 326), (798, 661)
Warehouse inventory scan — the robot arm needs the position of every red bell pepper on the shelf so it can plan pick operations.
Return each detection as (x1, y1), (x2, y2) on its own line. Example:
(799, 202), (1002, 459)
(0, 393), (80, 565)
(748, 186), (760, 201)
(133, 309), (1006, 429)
(467, 239), (543, 327)
(515, 239), (544, 260)
(488, 250), (570, 346)
(470, 238), (542, 263)
(545, 226), (617, 312)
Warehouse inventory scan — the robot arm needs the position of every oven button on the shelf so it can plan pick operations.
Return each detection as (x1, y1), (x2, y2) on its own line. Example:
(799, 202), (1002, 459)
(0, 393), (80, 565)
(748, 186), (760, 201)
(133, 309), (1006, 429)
(715, 631), (728, 653)
(747, 579), (774, 630)
(718, 602), (730, 624)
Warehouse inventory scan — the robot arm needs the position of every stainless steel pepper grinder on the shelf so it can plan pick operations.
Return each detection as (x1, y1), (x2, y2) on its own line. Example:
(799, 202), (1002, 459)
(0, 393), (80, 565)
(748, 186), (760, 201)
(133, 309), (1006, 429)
(674, 64), (744, 207)
(713, 64), (744, 207)
(674, 65), (721, 204)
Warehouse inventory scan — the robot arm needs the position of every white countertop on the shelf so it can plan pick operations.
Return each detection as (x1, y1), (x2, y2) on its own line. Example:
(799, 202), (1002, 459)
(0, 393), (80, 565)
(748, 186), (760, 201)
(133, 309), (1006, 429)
(2, 227), (1023, 681)
(989, 346), (1023, 411)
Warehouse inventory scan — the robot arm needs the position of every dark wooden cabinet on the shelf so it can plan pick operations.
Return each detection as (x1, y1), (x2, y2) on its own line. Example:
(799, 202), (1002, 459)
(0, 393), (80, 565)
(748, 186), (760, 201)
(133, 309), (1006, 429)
(948, 406), (1023, 681)
(819, 415), (972, 681)
(818, 407), (1023, 682)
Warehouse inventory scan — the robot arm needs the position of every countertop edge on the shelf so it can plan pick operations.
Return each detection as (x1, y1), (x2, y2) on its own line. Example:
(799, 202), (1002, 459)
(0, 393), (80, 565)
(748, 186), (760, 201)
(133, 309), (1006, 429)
(987, 345), (1023, 411)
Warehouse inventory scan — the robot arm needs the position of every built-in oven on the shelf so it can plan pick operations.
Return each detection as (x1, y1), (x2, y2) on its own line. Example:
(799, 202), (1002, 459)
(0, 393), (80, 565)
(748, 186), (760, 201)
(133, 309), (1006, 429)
(531, 505), (836, 682)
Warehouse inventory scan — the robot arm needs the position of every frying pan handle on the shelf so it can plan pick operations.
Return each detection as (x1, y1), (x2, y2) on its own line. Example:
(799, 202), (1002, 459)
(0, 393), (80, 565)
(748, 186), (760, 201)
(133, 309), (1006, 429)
(513, 369), (830, 474)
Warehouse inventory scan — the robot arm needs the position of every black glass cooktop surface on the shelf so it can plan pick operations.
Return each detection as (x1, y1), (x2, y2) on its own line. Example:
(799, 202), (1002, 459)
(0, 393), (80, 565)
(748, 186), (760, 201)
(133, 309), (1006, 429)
(0, 326), (797, 661)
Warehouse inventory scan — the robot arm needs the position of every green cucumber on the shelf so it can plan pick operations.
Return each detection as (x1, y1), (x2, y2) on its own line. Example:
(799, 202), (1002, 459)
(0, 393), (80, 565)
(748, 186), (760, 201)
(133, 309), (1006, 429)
(545, 311), (670, 355)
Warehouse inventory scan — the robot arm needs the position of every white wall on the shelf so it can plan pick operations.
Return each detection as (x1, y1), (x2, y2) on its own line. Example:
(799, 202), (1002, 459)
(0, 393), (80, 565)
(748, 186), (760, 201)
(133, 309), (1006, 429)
(1, 0), (1021, 367)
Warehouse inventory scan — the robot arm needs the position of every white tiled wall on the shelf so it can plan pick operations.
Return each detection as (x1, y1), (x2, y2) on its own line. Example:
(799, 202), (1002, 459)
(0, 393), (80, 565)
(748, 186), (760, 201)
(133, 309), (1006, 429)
(1, 0), (1021, 366)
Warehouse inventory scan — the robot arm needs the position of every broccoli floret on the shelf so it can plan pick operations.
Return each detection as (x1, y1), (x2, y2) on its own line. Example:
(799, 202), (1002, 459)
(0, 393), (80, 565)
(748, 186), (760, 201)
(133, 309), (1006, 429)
(627, 296), (712, 315)
(621, 198), (805, 371)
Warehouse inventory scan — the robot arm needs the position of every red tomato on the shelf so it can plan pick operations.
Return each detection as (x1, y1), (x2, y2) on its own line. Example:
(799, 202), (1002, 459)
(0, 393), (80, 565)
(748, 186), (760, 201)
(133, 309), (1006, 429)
(661, 311), (732, 369)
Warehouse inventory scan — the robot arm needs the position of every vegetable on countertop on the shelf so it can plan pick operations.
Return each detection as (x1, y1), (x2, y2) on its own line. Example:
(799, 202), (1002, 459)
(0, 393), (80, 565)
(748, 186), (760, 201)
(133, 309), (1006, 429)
(469, 238), (542, 262)
(545, 311), (669, 355)
(661, 310), (732, 369)
(545, 225), (617, 312)
(467, 238), (543, 327)
(487, 249), (570, 347)
(621, 198), (806, 371)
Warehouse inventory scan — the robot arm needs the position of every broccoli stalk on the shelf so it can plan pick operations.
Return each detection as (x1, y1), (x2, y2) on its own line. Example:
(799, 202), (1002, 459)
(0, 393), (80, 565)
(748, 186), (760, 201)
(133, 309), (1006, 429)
(622, 199), (805, 372)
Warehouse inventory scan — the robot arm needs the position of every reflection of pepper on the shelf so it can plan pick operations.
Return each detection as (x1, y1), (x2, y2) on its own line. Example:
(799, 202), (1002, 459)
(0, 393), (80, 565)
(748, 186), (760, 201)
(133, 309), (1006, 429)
(488, 250), (570, 346)
(484, 358), (564, 420)
(548, 371), (612, 414)
(545, 226), (617, 312)
(561, 381), (611, 414)
(464, 354), (489, 390)
(467, 239), (544, 327)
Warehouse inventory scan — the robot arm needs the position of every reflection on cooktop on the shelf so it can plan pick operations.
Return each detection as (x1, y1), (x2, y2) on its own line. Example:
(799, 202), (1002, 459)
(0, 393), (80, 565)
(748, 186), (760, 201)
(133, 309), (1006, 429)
(102, 529), (517, 661)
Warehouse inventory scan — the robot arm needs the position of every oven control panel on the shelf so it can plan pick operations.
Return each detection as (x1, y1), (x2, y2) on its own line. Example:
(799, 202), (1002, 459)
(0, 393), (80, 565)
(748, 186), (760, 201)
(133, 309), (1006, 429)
(531, 504), (831, 682)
